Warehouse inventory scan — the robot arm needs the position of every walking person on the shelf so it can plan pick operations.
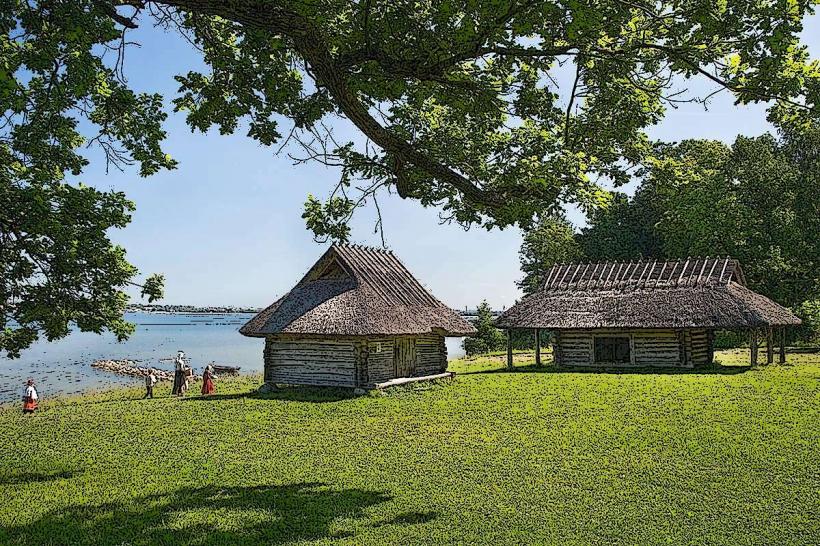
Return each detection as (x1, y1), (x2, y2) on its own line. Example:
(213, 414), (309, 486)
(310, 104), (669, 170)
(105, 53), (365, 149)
(144, 369), (157, 399)
(22, 379), (38, 414)
(171, 350), (186, 396)
(201, 364), (216, 396)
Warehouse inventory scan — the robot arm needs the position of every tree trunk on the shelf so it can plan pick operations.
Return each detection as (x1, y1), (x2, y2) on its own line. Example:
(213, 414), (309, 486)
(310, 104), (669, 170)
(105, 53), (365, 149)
(535, 329), (541, 366)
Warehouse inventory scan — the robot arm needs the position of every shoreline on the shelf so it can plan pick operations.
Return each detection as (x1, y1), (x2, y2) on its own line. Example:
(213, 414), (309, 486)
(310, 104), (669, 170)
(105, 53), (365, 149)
(0, 373), (265, 411)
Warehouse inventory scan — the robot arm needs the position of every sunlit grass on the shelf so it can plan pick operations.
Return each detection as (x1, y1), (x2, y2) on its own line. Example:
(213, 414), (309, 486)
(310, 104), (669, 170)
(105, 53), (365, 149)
(0, 350), (818, 545)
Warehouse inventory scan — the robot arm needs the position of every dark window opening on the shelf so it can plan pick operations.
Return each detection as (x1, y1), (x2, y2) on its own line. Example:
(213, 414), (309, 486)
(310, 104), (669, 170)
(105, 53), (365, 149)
(594, 336), (631, 364)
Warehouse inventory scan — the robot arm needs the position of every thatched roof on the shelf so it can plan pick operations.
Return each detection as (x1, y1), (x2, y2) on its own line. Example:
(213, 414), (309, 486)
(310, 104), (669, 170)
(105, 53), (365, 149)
(241, 245), (476, 337)
(496, 257), (801, 330)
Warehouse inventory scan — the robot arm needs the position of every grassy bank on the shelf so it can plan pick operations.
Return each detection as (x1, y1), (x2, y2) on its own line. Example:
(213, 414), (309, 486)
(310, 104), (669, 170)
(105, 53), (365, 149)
(1, 351), (818, 545)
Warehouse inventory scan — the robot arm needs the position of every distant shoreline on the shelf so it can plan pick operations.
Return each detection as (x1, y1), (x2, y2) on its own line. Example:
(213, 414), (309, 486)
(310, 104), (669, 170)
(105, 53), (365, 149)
(126, 304), (261, 314)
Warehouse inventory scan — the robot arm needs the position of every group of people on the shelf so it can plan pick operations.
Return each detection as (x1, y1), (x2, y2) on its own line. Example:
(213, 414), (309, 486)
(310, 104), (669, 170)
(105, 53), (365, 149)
(144, 350), (217, 399)
(21, 350), (218, 414)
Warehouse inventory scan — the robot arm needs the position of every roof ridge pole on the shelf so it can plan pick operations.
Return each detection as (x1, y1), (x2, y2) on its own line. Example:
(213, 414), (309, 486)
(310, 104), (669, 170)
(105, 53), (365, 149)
(587, 263), (600, 289)
(612, 261), (624, 289)
(567, 263), (586, 287)
(597, 262), (607, 286)
(687, 257), (701, 286)
(621, 261), (635, 289)
(348, 245), (394, 305)
(558, 263), (573, 287)
(543, 265), (558, 290)
(677, 257), (691, 287)
(603, 262), (617, 289)
(653, 261), (667, 289)
(371, 247), (417, 306)
(706, 257), (719, 286)
(695, 257), (709, 286)
(719, 256), (730, 284)
(636, 261), (651, 288)
(666, 260), (678, 287)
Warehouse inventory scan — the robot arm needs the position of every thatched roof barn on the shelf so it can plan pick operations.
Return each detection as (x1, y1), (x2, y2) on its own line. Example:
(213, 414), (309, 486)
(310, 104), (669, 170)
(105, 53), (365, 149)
(241, 244), (475, 388)
(497, 257), (800, 368)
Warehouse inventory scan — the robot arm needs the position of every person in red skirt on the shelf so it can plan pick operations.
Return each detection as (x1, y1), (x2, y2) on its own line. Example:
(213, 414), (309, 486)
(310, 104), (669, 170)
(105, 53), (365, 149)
(201, 364), (216, 396)
(22, 379), (38, 414)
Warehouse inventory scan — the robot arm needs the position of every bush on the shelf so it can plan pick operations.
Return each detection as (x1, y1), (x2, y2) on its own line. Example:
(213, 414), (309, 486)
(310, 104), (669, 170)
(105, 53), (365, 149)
(793, 300), (820, 345)
(463, 301), (506, 356)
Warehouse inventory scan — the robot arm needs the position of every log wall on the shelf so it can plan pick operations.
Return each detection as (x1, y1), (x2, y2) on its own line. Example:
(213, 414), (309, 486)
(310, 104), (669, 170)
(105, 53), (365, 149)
(689, 328), (711, 365)
(365, 337), (395, 384)
(264, 336), (358, 387)
(414, 334), (448, 376)
(553, 328), (713, 368)
(264, 333), (450, 388)
(365, 334), (448, 383)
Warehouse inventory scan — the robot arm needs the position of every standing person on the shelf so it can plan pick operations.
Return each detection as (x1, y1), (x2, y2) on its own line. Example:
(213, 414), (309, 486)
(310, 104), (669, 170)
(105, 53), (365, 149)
(201, 364), (215, 396)
(180, 361), (190, 397)
(22, 379), (38, 414)
(144, 369), (157, 399)
(171, 350), (186, 396)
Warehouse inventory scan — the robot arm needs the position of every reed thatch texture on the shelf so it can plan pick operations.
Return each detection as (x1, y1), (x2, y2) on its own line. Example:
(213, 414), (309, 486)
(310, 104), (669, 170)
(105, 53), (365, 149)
(241, 245), (475, 337)
(497, 258), (800, 330)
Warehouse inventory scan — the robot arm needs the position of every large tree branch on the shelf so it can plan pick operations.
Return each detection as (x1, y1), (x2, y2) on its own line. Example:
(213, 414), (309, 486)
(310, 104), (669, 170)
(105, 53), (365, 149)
(152, 0), (502, 208)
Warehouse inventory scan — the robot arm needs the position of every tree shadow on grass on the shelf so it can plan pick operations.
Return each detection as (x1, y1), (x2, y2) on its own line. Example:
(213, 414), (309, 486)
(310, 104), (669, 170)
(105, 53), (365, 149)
(374, 511), (439, 527)
(184, 386), (359, 404)
(461, 362), (750, 376)
(0, 469), (79, 485)
(0, 482), (395, 545)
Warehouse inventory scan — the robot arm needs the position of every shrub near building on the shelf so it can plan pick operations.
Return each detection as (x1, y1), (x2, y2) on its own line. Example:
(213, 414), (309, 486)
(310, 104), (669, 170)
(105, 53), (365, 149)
(463, 301), (507, 356)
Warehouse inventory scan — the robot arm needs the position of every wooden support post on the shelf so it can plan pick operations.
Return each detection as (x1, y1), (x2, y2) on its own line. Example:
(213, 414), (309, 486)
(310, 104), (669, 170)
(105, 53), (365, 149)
(749, 329), (758, 367)
(766, 327), (774, 365)
(707, 329), (715, 365)
(535, 329), (541, 366)
(506, 330), (513, 370)
(779, 327), (786, 364)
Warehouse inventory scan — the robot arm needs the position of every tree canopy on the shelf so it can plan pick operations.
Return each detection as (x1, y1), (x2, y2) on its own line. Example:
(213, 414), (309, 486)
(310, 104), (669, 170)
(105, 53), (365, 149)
(2, 0), (819, 355)
(517, 215), (580, 295)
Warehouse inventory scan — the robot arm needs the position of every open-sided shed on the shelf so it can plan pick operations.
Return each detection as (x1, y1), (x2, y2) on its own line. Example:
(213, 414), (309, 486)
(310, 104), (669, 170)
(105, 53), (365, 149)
(496, 257), (801, 368)
(240, 244), (475, 388)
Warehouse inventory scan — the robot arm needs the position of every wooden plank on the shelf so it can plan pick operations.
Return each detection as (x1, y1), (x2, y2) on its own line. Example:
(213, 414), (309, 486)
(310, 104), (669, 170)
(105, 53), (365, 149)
(375, 372), (454, 390)
(750, 329), (758, 367)
(779, 327), (786, 364)
(766, 327), (774, 365)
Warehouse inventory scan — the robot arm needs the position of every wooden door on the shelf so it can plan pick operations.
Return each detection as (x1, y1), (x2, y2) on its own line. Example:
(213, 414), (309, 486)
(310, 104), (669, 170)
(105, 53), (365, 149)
(393, 338), (417, 377)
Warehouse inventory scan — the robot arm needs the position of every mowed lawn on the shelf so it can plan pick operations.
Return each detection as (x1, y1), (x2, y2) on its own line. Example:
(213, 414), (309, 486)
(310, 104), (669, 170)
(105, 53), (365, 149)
(1, 351), (818, 545)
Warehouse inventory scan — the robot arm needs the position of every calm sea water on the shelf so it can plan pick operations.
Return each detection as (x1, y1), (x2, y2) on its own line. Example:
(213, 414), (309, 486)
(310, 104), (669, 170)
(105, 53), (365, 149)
(0, 312), (466, 402)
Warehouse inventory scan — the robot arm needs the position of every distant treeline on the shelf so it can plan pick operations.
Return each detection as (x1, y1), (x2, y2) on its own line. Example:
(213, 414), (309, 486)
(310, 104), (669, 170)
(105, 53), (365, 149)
(127, 304), (261, 314)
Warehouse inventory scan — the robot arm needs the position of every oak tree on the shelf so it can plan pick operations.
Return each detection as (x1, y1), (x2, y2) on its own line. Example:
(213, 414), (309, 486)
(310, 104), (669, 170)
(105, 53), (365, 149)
(2, 0), (818, 355)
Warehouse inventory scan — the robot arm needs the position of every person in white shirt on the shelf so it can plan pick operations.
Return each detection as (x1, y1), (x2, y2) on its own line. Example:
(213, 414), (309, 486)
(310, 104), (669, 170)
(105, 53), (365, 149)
(144, 369), (157, 399)
(172, 350), (186, 396)
(22, 379), (38, 414)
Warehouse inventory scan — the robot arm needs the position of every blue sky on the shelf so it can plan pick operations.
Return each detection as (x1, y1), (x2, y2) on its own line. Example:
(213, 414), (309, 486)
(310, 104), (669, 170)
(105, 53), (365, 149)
(84, 15), (820, 311)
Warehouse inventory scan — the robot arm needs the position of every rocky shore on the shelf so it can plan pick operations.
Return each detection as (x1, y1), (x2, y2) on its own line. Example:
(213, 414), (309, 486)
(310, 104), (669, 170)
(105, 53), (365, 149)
(91, 359), (201, 381)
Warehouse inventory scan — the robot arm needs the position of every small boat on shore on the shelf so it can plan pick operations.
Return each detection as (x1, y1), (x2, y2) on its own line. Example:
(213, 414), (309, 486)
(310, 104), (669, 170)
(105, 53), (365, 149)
(211, 364), (241, 375)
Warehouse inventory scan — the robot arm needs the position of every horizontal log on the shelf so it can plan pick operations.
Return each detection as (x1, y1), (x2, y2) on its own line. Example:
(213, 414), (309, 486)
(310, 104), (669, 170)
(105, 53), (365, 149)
(269, 370), (354, 380)
(268, 347), (355, 356)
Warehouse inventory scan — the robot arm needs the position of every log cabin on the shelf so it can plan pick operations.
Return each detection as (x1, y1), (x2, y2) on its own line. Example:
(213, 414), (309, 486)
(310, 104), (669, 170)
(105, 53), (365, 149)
(240, 244), (476, 388)
(496, 258), (801, 368)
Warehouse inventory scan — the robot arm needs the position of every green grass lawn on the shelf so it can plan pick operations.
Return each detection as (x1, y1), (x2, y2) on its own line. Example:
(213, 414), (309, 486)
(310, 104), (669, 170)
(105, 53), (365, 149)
(1, 351), (818, 545)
